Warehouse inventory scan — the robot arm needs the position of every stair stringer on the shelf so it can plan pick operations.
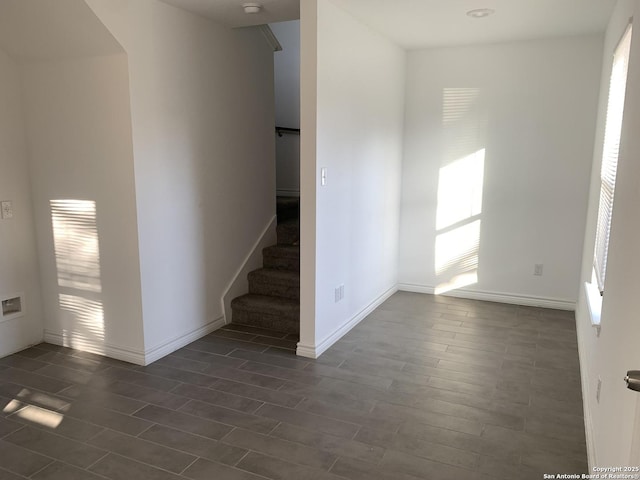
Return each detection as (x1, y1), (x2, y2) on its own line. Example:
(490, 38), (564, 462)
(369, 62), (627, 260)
(221, 215), (277, 324)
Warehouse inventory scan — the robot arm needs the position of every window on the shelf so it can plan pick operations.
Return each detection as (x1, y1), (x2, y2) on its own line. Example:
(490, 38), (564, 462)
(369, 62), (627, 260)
(593, 23), (633, 294)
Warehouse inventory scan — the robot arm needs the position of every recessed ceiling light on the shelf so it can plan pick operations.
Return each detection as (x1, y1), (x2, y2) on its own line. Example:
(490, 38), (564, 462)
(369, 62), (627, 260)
(243, 3), (262, 14)
(466, 8), (495, 18)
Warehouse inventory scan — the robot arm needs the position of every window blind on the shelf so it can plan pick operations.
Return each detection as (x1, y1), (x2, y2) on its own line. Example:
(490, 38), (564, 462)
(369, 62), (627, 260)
(594, 23), (633, 293)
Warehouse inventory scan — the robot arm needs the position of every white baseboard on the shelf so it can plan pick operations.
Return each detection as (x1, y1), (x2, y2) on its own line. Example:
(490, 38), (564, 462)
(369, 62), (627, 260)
(295, 343), (317, 359)
(221, 216), (277, 324)
(44, 330), (146, 365)
(297, 285), (398, 359)
(44, 316), (225, 366)
(397, 283), (575, 311)
(143, 316), (225, 365)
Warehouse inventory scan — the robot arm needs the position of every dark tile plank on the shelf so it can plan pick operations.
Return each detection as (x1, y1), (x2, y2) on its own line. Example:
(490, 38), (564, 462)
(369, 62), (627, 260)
(228, 349), (310, 371)
(88, 380), (190, 410)
(0, 439), (54, 477)
(9, 405), (104, 442)
(4, 426), (106, 468)
(179, 399), (278, 434)
(182, 458), (265, 480)
(0, 468), (28, 480)
(237, 451), (345, 480)
(58, 385), (147, 414)
(63, 403), (152, 436)
(89, 453), (183, 480)
(139, 424), (246, 465)
(133, 404), (232, 440)
(270, 422), (385, 464)
(222, 427), (336, 469)
(89, 429), (196, 474)
(208, 378), (303, 408)
(31, 462), (107, 480)
(255, 403), (359, 439)
(0, 368), (70, 394)
(171, 383), (263, 413)
(0, 355), (49, 372)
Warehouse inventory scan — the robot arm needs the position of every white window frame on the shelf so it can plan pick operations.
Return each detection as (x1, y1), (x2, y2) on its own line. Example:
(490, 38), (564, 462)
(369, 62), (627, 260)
(588, 22), (633, 327)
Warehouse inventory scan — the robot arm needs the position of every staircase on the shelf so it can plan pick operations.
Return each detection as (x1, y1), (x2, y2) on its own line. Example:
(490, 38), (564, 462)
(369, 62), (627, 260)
(230, 197), (300, 335)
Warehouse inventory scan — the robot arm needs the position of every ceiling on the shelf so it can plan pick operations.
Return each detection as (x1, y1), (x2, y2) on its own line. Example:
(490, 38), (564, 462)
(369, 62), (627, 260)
(0, 0), (123, 62)
(331, 0), (617, 49)
(160, 0), (616, 50)
(159, 0), (299, 28)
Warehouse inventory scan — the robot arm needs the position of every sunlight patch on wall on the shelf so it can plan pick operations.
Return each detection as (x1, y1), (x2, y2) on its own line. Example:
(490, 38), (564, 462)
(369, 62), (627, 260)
(435, 220), (481, 294)
(442, 88), (482, 162)
(434, 88), (486, 294)
(436, 149), (485, 231)
(51, 199), (105, 348)
(51, 200), (102, 293)
(59, 294), (105, 341)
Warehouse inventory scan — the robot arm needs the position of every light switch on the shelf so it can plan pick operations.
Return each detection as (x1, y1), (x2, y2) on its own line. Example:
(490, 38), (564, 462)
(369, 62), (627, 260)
(1, 201), (13, 219)
(321, 168), (327, 186)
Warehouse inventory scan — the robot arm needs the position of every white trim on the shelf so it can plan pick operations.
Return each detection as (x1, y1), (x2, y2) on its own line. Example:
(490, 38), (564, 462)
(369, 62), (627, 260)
(297, 285), (398, 359)
(221, 215), (277, 324)
(44, 316), (225, 366)
(143, 316), (225, 365)
(397, 283), (575, 311)
(295, 343), (317, 359)
(584, 281), (602, 330)
(276, 189), (300, 197)
(576, 315), (597, 470)
(44, 329), (146, 365)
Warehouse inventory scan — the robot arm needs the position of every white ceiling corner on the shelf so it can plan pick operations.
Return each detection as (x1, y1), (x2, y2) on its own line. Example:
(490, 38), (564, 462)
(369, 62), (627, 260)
(330, 0), (617, 49)
(159, 0), (300, 27)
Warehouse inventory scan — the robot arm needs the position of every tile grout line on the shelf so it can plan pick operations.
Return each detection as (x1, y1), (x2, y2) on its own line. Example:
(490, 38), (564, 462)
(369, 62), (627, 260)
(84, 450), (111, 472)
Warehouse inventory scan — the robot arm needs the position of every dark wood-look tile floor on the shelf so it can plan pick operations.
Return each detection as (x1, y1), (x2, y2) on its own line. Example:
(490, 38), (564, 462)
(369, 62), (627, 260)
(0, 292), (587, 480)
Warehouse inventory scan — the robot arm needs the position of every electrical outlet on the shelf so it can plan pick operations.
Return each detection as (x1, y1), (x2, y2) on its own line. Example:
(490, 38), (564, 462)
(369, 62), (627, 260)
(596, 376), (602, 403)
(334, 284), (345, 303)
(534, 263), (543, 276)
(1, 201), (13, 219)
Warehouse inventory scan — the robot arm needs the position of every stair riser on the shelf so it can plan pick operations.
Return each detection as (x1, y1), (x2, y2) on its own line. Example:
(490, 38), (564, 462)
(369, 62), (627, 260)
(277, 225), (299, 245)
(276, 197), (299, 223)
(249, 280), (299, 300)
(263, 255), (299, 271)
(277, 207), (299, 223)
(232, 309), (299, 334)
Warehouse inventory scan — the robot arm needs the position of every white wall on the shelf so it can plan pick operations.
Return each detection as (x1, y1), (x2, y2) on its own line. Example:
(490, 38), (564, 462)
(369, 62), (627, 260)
(272, 20), (300, 196)
(0, 47), (43, 357)
(21, 53), (145, 360)
(399, 36), (603, 308)
(86, 0), (276, 361)
(272, 20), (300, 129)
(576, 0), (640, 467)
(299, 0), (405, 357)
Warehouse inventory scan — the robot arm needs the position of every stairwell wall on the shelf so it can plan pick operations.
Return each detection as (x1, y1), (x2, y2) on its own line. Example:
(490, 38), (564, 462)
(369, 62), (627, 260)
(86, 0), (276, 362)
(299, 0), (405, 357)
(271, 20), (301, 196)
